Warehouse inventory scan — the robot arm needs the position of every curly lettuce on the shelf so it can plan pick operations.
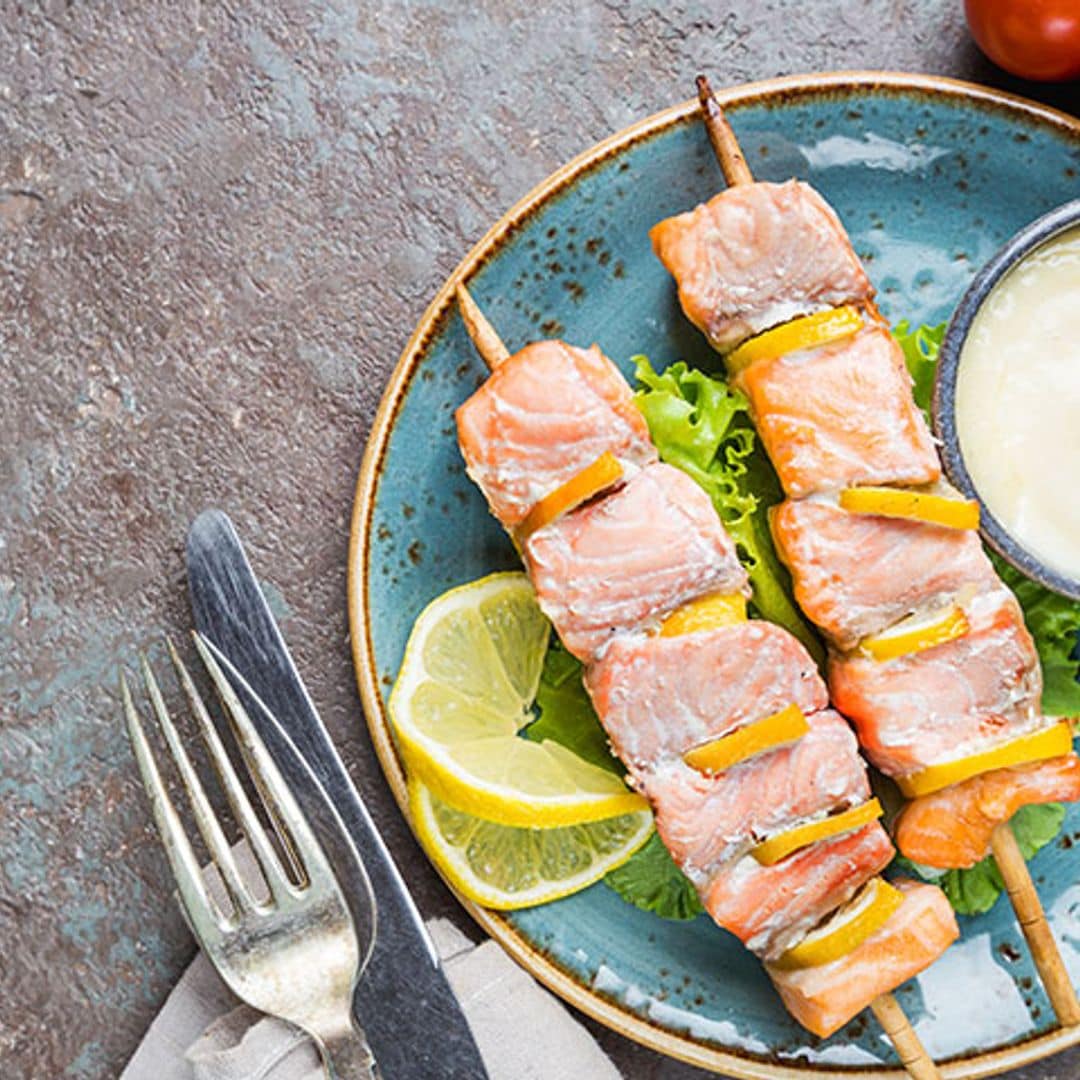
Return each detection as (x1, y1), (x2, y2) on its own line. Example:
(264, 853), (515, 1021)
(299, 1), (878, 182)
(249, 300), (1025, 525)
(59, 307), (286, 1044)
(633, 357), (823, 664)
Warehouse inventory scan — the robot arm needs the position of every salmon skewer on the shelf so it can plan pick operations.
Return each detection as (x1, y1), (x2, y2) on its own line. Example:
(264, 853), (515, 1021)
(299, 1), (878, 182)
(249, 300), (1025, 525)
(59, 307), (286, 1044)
(654, 74), (1080, 1028)
(454, 283), (955, 1073)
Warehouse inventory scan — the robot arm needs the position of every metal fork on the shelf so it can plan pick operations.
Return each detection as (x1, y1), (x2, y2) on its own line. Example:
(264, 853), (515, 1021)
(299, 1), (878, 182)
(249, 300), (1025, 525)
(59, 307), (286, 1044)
(122, 633), (375, 1079)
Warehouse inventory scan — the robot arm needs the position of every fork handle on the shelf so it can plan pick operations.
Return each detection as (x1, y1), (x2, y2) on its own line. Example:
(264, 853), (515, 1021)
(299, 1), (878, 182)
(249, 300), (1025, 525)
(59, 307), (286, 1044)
(316, 1020), (379, 1080)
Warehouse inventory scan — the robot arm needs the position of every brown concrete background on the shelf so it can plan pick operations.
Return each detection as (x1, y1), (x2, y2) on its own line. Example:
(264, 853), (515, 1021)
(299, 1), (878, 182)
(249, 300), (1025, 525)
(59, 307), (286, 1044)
(2, 3), (1078, 1077)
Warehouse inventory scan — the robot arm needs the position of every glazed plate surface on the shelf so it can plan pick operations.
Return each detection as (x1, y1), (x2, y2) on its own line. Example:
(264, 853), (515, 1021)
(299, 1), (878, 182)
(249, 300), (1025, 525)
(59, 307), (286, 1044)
(349, 73), (1080, 1077)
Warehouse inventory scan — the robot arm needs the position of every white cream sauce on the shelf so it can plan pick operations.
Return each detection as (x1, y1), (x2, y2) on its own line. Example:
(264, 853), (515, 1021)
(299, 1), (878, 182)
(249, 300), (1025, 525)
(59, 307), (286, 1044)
(955, 225), (1080, 582)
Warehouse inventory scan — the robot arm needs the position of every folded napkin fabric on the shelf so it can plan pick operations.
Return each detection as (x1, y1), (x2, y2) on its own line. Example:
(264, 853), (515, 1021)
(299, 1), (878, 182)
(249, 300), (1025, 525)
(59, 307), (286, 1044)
(122, 916), (622, 1080)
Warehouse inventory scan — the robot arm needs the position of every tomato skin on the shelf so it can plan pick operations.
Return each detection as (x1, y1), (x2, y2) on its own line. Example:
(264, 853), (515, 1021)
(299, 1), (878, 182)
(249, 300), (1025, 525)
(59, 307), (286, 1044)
(965, 0), (1080, 82)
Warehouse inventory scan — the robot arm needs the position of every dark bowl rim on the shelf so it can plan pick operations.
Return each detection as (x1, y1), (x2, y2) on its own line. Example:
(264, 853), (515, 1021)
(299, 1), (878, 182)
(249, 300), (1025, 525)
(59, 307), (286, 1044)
(933, 197), (1080, 601)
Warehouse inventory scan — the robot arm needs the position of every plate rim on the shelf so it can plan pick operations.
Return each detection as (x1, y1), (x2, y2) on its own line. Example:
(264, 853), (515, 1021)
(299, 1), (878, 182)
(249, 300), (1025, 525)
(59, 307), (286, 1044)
(348, 70), (1080, 1078)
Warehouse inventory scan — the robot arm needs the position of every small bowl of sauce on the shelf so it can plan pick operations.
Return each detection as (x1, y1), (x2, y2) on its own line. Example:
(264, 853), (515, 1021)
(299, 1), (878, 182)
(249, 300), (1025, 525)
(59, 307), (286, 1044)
(935, 199), (1080, 600)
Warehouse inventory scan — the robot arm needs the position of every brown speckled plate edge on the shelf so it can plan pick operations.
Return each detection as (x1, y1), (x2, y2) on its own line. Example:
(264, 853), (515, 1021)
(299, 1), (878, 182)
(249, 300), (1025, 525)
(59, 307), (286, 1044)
(348, 71), (1080, 1079)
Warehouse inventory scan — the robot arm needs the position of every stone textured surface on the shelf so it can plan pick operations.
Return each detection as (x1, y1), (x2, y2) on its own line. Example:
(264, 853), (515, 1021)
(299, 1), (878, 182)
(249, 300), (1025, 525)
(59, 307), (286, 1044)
(1, 3), (1077, 1078)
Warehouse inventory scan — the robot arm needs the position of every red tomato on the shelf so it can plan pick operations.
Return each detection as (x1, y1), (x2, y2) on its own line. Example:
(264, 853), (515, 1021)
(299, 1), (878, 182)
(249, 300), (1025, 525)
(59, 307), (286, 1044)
(965, 0), (1080, 82)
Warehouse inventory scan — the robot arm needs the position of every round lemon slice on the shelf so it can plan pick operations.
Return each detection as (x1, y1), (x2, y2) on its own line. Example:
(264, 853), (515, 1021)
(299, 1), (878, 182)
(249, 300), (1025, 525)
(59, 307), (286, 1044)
(839, 486), (979, 530)
(409, 778), (653, 910)
(771, 877), (903, 971)
(858, 604), (970, 662)
(726, 306), (863, 372)
(390, 572), (647, 827)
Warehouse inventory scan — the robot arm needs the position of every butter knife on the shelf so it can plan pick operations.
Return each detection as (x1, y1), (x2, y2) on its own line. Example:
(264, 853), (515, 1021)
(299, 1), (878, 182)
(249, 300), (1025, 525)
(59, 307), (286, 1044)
(186, 509), (488, 1080)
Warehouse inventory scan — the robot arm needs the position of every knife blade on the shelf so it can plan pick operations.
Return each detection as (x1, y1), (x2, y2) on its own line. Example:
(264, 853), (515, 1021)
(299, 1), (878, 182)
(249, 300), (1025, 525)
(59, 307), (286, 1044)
(186, 509), (489, 1080)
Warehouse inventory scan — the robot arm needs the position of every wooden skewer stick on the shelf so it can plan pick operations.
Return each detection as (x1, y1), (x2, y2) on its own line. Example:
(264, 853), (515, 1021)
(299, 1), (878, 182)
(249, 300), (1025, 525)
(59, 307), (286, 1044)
(456, 281), (510, 370)
(694, 74), (942, 1078)
(455, 279), (939, 1077)
(695, 73), (1080, 1032)
(869, 995), (942, 1080)
(992, 821), (1080, 1025)
(696, 75), (753, 186)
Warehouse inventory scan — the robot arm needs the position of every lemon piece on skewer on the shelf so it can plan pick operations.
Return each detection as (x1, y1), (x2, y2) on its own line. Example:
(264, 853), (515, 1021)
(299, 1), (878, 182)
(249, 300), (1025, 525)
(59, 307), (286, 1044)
(839, 486), (979, 530)
(770, 877), (903, 971)
(390, 572), (646, 827)
(858, 604), (970, 662)
(515, 452), (623, 541)
(751, 799), (883, 866)
(895, 721), (1074, 798)
(683, 703), (809, 774)
(409, 777), (653, 910)
(659, 592), (748, 636)
(726, 306), (863, 372)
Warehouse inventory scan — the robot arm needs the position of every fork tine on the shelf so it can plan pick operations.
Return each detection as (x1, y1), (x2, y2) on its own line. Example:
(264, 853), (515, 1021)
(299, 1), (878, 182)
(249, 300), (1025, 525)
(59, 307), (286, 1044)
(180, 635), (300, 904)
(192, 634), (327, 891)
(140, 649), (257, 913)
(121, 672), (229, 939)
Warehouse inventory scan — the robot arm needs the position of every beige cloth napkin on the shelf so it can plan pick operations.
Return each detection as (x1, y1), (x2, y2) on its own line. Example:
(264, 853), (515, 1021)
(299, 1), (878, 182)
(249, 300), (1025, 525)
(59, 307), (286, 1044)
(122, 916), (622, 1080)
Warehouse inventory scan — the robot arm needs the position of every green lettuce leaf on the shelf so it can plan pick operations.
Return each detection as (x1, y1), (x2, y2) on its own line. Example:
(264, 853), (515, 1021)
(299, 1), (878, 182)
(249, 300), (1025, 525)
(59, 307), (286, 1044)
(633, 356), (823, 664)
(893, 319), (946, 418)
(991, 554), (1080, 716)
(604, 831), (704, 920)
(525, 640), (620, 774)
(895, 803), (1066, 916)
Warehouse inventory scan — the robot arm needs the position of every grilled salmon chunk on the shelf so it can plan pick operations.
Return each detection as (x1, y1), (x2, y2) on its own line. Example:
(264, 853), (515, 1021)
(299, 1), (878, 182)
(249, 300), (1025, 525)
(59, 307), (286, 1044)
(455, 340), (656, 528)
(525, 462), (748, 661)
(829, 588), (1043, 776)
(585, 621), (826, 771)
(770, 499), (997, 651)
(895, 754), (1080, 869)
(767, 879), (959, 1038)
(737, 325), (940, 498)
(645, 711), (871, 882)
(704, 822), (894, 959)
(650, 180), (873, 352)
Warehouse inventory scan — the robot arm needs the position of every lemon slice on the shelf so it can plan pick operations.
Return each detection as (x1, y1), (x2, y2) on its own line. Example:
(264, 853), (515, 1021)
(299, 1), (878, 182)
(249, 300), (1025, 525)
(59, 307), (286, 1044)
(390, 572), (647, 827)
(727, 306), (863, 372)
(659, 591), (748, 636)
(858, 604), (970, 662)
(515, 452), (623, 541)
(771, 877), (903, 971)
(683, 703), (809, 774)
(839, 486), (979, 530)
(896, 721), (1074, 798)
(409, 777), (653, 910)
(751, 798), (883, 866)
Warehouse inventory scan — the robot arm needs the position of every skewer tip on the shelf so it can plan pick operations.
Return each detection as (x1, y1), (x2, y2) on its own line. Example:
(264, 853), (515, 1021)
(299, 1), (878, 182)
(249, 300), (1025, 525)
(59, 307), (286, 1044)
(695, 74), (754, 187)
(455, 280), (511, 371)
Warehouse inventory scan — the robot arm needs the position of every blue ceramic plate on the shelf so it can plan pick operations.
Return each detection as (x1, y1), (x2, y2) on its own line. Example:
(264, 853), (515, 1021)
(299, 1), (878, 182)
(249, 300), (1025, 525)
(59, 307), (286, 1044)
(349, 73), (1080, 1077)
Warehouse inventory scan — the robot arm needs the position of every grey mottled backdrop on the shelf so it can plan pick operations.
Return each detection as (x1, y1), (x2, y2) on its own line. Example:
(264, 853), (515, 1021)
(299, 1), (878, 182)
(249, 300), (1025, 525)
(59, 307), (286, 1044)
(2, 3), (1078, 1077)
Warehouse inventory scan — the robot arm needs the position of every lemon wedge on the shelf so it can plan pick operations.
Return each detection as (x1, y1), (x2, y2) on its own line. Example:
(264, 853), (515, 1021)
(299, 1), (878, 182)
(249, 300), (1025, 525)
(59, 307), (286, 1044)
(408, 777), (653, 910)
(895, 721), (1074, 798)
(771, 877), (903, 971)
(859, 604), (970, 662)
(751, 799), (883, 866)
(659, 592), (748, 636)
(515, 452), (623, 541)
(839, 486), (979, 530)
(726, 306), (863, 373)
(390, 572), (647, 827)
(683, 703), (809, 774)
